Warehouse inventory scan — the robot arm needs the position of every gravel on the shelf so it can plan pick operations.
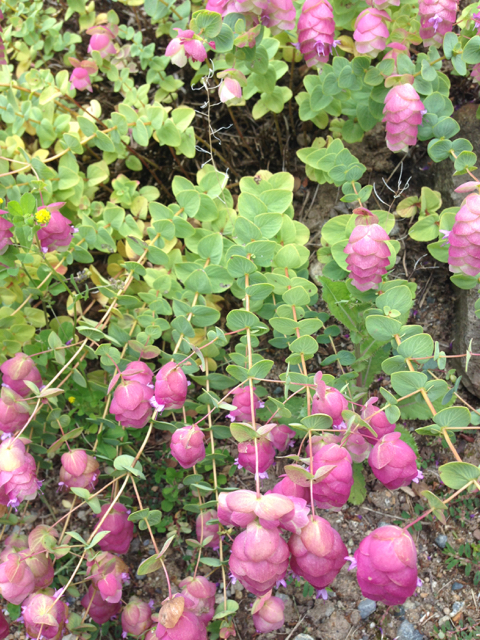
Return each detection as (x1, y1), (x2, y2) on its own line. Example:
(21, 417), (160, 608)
(434, 534), (448, 549)
(294, 635), (315, 640)
(397, 620), (425, 640)
(358, 599), (377, 619)
(451, 582), (464, 591)
(450, 601), (464, 616)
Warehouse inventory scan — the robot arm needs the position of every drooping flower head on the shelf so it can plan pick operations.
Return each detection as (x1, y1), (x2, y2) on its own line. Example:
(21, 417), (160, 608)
(86, 24), (118, 58)
(448, 193), (480, 276)
(36, 203), (76, 252)
(110, 379), (153, 429)
(312, 372), (348, 426)
(297, 0), (336, 67)
(0, 552), (35, 604)
(165, 29), (207, 67)
(289, 515), (347, 590)
(419, 0), (458, 47)
(252, 593), (285, 633)
(237, 437), (276, 476)
(368, 432), (420, 489)
(59, 449), (99, 491)
(170, 425), (205, 469)
(155, 599), (207, 639)
(0, 387), (30, 434)
(227, 385), (264, 422)
(360, 397), (396, 444)
(344, 208), (391, 291)
(353, 8), (391, 57)
(354, 525), (418, 604)
(1, 353), (42, 397)
(0, 438), (40, 509)
(382, 83), (425, 153)
(121, 596), (154, 637)
(155, 362), (188, 411)
(196, 509), (220, 550)
(217, 68), (247, 104)
(22, 593), (68, 640)
(68, 57), (98, 92)
(81, 585), (121, 624)
(87, 552), (129, 604)
(0, 610), (8, 640)
(180, 576), (216, 625)
(312, 443), (353, 509)
(95, 502), (134, 554)
(268, 423), (295, 452)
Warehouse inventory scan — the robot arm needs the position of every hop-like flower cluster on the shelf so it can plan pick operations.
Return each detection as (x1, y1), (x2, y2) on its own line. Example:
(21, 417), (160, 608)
(297, 0), (336, 66)
(344, 208), (391, 291)
(87, 551), (129, 604)
(312, 372), (348, 426)
(36, 203), (76, 252)
(69, 58), (97, 92)
(196, 509), (220, 550)
(312, 443), (353, 509)
(383, 84), (425, 153)
(0, 388), (30, 434)
(0, 209), (13, 255)
(96, 503), (134, 555)
(121, 597), (154, 637)
(354, 525), (418, 604)
(360, 397), (396, 444)
(237, 437), (275, 476)
(23, 593), (68, 640)
(227, 386), (263, 422)
(1, 353), (42, 397)
(268, 423), (296, 452)
(155, 362), (188, 411)
(447, 193), (480, 276)
(419, 0), (458, 47)
(59, 448), (99, 492)
(86, 24), (118, 57)
(368, 432), (420, 489)
(353, 8), (391, 57)
(0, 438), (41, 509)
(252, 593), (285, 633)
(180, 576), (216, 625)
(170, 425), (205, 469)
(165, 29), (207, 67)
(82, 585), (121, 624)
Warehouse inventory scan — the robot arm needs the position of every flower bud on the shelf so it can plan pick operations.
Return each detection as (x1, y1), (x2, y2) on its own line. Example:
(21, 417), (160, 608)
(298, 0), (336, 67)
(82, 585), (121, 624)
(59, 450), (99, 491)
(354, 525), (418, 604)
(252, 594), (285, 633)
(23, 593), (68, 640)
(0, 552), (35, 604)
(229, 522), (289, 596)
(268, 424), (295, 452)
(360, 397), (396, 444)
(180, 575), (216, 624)
(96, 503), (134, 554)
(278, 496), (310, 535)
(155, 362), (188, 411)
(312, 443), (353, 509)
(110, 380), (153, 429)
(0, 353), (42, 397)
(383, 84), (425, 153)
(165, 29), (207, 67)
(227, 386), (263, 422)
(217, 68), (246, 104)
(289, 515), (347, 590)
(353, 7), (391, 57)
(237, 438), (275, 476)
(368, 432), (419, 489)
(339, 431), (372, 463)
(196, 509), (220, 550)
(170, 425), (205, 469)
(86, 24), (118, 57)
(344, 209), (391, 291)
(0, 210), (13, 255)
(448, 193), (480, 276)
(312, 372), (347, 426)
(36, 203), (76, 252)
(69, 58), (97, 92)
(122, 596), (154, 637)
(0, 388), (30, 434)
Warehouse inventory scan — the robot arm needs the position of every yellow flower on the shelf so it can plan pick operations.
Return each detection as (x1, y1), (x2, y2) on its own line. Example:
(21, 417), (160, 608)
(68, 396), (75, 403)
(35, 208), (51, 224)
(0, 199), (3, 205)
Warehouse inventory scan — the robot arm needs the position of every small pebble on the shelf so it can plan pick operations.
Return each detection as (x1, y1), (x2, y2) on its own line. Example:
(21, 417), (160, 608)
(443, 608), (450, 615)
(450, 601), (464, 616)
(378, 521), (389, 528)
(294, 635), (314, 640)
(438, 615), (450, 627)
(434, 534), (448, 549)
(397, 620), (425, 640)
(358, 598), (376, 619)
(452, 582), (464, 591)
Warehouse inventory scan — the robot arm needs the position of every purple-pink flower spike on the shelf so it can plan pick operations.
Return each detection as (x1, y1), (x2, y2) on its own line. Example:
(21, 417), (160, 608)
(196, 509), (220, 550)
(360, 397), (396, 444)
(252, 595), (285, 633)
(96, 503), (134, 554)
(298, 0), (336, 66)
(344, 208), (391, 291)
(354, 525), (418, 605)
(368, 432), (419, 490)
(383, 84), (425, 153)
(419, 0), (458, 47)
(110, 380), (153, 429)
(289, 515), (347, 589)
(0, 353), (42, 397)
(447, 193), (480, 276)
(121, 597), (154, 637)
(227, 385), (263, 422)
(36, 203), (76, 252)
(312, 443), (353, 509)
(237, 437), (275, 475)
(353, 7), (391, 58)
(312, 371), (348, 426)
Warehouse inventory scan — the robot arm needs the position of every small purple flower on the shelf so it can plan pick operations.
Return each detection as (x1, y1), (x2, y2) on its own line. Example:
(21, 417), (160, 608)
(345, 555), (357, 571)
(316, 588), (329, 600)
(428, 14), (443, 32)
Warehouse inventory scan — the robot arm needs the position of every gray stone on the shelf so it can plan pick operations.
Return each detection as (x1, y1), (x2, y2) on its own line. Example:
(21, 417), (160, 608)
(450, 601), (464, 616)
(294, 635), (315, 640)
(452, 581), (464, 591)
(397, 620), (425, 640)
(435, 534), (448, 549)
(309, 597), (335, 623)
(378, 521), (389, 528)
(358, 598), (377, 619)
(317, 611), (351, 640)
